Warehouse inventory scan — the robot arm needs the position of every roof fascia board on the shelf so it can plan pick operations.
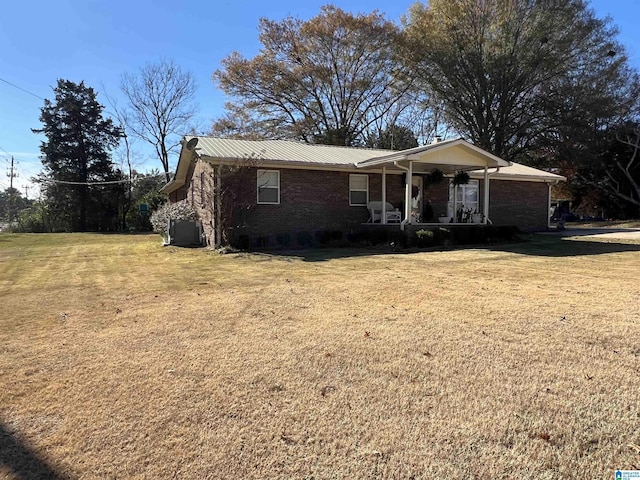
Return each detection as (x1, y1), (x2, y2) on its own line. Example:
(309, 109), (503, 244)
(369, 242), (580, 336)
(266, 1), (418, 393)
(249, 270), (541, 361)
(200, 156), (405, 174)
(357, 139), (510, 168)
(469, 172), (566, 183)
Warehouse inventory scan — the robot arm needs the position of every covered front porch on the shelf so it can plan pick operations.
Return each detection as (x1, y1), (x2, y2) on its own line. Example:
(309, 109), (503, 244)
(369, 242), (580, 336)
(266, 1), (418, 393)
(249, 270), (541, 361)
(356, 138), (511, 229)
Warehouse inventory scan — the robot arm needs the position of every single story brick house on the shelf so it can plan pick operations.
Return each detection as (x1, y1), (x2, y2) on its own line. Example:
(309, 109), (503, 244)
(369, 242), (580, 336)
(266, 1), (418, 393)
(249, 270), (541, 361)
(160, 136), (565, 247)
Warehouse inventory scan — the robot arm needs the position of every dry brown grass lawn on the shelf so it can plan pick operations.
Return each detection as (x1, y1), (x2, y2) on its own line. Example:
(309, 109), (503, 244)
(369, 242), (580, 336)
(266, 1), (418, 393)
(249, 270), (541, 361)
(1, 233), (639, 479)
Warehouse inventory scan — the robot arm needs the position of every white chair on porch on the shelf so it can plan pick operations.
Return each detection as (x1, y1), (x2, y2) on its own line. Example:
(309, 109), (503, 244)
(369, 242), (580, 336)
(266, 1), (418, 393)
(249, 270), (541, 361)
(367, 201), (402, 223)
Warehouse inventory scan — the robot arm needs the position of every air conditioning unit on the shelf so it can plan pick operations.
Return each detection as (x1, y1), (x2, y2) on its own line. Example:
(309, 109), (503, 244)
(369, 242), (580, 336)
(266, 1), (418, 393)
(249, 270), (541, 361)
(166, 219), (203, 247)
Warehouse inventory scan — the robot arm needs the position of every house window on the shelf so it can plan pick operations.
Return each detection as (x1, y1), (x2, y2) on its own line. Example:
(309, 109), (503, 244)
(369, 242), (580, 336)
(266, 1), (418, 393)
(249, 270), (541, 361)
(448, 180), (479, 217)
(349, 174), (368, 206)
(257, 169), (280, 204)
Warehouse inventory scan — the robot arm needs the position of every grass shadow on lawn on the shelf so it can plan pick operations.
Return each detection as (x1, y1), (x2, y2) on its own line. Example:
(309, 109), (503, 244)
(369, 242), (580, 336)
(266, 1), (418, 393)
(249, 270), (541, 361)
(0, 422), (66, 480)
(253, 235), (640, 262)
(491, 235), (640, 257)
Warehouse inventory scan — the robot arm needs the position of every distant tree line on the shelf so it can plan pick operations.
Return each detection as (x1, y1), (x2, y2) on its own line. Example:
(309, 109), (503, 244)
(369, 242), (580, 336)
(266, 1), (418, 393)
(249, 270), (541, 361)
(8, 58), (196, 233)
(11, 1), (640, 232)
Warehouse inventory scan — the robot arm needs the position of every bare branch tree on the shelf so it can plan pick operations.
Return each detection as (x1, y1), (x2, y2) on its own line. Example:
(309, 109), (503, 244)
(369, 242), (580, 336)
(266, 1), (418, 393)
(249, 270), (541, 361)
(213, 6), (415, 147)
(608, 128), (640, 207)
(576, 123), (640, 213)
(121, 59), (198, 182)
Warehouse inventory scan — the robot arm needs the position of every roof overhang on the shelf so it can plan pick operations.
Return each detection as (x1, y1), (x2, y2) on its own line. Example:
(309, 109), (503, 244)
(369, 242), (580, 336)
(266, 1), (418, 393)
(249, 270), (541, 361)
(356, 138), (511, 173)
(159, 138), (200, 194)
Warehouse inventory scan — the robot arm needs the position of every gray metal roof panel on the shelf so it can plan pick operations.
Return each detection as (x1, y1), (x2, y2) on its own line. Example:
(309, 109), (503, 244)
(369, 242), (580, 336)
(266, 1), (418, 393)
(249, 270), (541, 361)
(177, 136), (565, 183)
(187, 136), (392, 166)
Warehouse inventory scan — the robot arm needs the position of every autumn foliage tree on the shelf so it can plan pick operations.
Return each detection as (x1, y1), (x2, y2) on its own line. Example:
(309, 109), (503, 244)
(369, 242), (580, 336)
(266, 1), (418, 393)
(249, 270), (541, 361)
(213, 6), (413, 146)
(402, 0), (638, 162)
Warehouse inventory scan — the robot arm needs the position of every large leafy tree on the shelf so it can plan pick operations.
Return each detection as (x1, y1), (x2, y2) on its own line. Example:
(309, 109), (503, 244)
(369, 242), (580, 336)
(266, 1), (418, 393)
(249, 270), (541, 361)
(33, 80), (123, 231)
(213, 5), (413, 146)
(403, 0), (639, 162)
(121, 59), (198, 182)
(571, 122), (640, 217)
(0, 187), (30, 222)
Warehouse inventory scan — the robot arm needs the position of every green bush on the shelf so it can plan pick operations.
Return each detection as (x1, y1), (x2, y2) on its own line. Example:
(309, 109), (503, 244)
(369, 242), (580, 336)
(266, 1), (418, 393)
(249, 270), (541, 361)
(415, 229), (435, 247)
(276, 232), (292, 247)
(255, 235), (270, 248)
(296, 231), (314, 247)
(233, 235), (250, 250)
(367, 229), (389, 245)
(433, 227), (453, 246)
(388, 229), (408, 248)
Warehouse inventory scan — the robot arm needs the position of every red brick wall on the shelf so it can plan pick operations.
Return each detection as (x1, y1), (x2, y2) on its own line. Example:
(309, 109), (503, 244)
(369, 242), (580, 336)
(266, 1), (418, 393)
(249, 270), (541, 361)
(173, 163), (551, 246)
(225, 167), (399, 245)
(424, 180), (450, 219)
(412, 178), (549, 231)
(489, 180), (549, 231)
(168, 159), (215, 245)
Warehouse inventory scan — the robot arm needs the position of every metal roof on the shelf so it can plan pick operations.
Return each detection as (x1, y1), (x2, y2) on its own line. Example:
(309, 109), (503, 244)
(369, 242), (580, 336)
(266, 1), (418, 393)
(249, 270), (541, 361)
(188, 136), (392, 166)
(161, 136), (565, 193)
(470, 163), (566, 182)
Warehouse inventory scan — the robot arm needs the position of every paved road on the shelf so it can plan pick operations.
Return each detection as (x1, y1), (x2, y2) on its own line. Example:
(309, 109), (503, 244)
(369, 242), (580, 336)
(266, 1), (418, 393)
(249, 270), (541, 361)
(542, 227), (640, 241)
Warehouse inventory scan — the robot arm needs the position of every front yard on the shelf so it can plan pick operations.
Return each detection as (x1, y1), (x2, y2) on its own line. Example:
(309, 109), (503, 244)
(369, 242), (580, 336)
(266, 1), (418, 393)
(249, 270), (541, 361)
(1, 233), (639, 479)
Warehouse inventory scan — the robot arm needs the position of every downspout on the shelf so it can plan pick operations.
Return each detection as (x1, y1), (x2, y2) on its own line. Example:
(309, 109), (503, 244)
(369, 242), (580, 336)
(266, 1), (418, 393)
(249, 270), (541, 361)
(381, 166), (387, 224)
(483, 166), (489, 224)
(394, 160), (410, 231)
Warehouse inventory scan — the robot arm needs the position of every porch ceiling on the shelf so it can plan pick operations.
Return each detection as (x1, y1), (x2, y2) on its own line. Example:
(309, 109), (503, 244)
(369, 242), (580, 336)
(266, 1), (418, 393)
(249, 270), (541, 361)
(356, 138), (511, 173)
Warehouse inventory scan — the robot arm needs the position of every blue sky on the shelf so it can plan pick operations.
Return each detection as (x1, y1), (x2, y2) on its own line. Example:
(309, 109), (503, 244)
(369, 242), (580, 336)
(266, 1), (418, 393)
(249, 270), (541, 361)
(1, 0), (639, 196)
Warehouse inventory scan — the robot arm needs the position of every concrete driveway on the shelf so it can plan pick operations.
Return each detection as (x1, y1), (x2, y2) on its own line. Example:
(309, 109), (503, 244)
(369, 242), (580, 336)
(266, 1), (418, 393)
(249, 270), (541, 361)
(542, 227), (640, 241)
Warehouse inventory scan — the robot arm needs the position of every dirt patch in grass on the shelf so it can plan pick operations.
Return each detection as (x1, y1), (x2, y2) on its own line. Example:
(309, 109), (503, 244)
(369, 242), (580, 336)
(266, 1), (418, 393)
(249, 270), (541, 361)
(1, 233), (639, 479)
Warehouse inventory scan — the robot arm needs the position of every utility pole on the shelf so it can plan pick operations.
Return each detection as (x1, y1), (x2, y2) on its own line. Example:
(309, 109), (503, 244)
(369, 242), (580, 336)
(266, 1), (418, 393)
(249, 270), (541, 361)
(23, 184), (29, 200)
(7, 156), (17, 188)
(7, 156), (18, 223)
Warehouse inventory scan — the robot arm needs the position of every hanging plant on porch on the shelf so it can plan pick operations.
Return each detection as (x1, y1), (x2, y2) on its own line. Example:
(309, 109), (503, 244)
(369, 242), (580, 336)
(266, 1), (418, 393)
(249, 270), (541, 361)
(424, 168), (444, 186)
(452, 170), (470, 186)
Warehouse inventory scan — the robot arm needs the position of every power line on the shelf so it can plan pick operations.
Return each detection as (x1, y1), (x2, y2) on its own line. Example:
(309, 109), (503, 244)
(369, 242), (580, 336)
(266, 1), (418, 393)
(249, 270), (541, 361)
(0, 77), (45, 101)
(0, 144), (12, 158)
(40, 172), (166, 186)
(42, 178), (131, 186)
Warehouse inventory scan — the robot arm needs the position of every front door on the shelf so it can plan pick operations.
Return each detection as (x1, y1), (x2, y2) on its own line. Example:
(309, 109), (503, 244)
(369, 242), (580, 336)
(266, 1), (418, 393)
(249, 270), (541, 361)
(411, 176), (422, 223)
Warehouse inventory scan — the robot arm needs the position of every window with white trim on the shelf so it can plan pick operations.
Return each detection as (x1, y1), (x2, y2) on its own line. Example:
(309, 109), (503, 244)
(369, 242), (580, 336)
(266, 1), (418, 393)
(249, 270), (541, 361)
(448, 180), (479, 217)
(349, 174), (368, 206)
(257, 169), (280, 204)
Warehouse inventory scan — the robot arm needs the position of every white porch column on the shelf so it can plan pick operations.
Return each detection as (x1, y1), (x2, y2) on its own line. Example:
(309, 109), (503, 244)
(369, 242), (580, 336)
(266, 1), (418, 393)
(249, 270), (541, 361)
(483, 165), (490, 224)
(404, 161), (413, 223)
(452, 181), (457, 223)
(547, 183), (552, 229)
(382, 166), (387, 224)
